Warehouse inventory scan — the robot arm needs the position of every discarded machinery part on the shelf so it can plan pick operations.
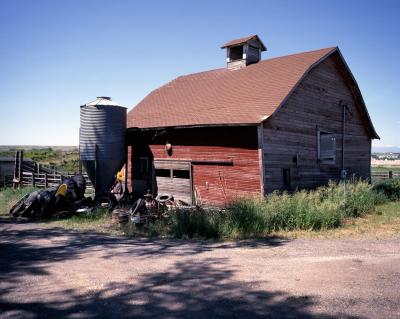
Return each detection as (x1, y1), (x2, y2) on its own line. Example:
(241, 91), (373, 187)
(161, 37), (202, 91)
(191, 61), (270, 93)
(95, 196), (111, 208)
(144, 189), (153, 197)
(129, 198), (145, 215)
(176, 199), (190, 207)
(74, 196), (93, 209)
(55, 184), (68, 197)
(131, 214), (141, 224)
(76, 207), (94, 214)
(118, 211), (129, 223)
(156, 193), (173, 203)
(111, 209), (122, 223)
(111, 208), (129, 223)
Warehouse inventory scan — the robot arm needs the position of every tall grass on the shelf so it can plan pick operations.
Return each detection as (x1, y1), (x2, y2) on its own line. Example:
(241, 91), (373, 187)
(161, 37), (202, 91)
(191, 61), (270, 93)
(164, 180), (389, 239)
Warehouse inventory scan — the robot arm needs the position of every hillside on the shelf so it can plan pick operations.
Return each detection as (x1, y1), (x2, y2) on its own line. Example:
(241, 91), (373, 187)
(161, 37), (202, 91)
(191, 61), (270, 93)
(0, 146), (79, 173)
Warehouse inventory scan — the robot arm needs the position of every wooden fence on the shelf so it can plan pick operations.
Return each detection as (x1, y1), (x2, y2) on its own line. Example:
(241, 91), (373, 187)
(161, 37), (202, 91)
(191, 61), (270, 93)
(9, 150), (93, 192)
(371, 171), (400, 180)
(21, 171), (93, 191)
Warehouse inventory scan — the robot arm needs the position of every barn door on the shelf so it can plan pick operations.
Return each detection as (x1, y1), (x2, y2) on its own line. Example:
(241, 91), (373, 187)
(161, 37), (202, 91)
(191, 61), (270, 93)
(154, 160), (192, 204)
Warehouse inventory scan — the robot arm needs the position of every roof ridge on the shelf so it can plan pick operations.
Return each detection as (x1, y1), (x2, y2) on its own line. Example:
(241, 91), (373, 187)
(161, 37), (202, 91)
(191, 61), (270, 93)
(258, 46), (337, 64)
(174, 47), (337, 80)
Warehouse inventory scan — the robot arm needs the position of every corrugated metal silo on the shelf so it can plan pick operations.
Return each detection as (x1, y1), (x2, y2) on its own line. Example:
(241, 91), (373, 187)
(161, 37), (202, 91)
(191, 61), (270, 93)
(80, 97), (127, 195)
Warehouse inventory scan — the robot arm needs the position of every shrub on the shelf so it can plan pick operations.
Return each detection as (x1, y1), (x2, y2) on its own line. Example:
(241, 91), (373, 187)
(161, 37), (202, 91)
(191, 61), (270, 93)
(373, 179), (400, 201)
(151, 179), (389, 239)
(224, 198), (267, 236)
(342, 180), (379, 217)
(226, 189), (343, 237)
(169, 208), (222, 239)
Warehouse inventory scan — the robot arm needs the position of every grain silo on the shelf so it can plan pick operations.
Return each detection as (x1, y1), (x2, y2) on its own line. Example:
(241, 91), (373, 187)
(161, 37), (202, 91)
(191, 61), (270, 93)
(80, 97), (127, 195)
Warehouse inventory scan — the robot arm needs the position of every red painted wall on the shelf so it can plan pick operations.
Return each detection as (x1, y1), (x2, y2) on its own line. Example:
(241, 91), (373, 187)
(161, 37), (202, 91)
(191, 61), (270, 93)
(127, 126), (261, 206)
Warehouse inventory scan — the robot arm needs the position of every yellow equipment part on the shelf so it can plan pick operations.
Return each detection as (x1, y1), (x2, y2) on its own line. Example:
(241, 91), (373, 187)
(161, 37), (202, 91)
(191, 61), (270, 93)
(117, 169), (125, 182)
(55, 184), (68, 197)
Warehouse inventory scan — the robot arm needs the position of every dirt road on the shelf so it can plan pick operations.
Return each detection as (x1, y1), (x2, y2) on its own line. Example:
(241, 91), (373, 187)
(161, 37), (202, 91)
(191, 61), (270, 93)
(1, 218), (400, 318)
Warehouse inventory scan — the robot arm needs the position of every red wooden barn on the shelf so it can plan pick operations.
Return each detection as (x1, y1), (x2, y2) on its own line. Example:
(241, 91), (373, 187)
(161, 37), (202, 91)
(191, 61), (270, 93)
(126, 35), (378, 206)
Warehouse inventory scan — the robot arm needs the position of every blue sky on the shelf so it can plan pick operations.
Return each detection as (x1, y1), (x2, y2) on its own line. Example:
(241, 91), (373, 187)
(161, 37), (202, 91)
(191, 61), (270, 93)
(0, 0), (399, 147)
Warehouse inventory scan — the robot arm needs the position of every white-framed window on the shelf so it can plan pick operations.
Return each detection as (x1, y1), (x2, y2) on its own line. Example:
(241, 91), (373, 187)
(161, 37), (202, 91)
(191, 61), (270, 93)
(317, 130), (336, 163)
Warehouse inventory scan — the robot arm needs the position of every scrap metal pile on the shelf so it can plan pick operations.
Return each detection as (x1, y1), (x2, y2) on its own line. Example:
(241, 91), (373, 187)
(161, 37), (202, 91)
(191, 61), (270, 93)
(113, 192), (190, 225)
(10, 175), (191, 224)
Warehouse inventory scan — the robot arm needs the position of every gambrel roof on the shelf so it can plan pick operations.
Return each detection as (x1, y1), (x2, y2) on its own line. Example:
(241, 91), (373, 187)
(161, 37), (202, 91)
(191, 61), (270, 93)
(127, 47), (378, 139)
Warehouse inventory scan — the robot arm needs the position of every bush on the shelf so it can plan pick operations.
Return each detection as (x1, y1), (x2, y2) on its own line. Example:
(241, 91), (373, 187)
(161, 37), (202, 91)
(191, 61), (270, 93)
(170, 209), (222, 239)
(373, 179), (400, 201)
(342, 180), (382, 217)
(226, 188), (343, 237)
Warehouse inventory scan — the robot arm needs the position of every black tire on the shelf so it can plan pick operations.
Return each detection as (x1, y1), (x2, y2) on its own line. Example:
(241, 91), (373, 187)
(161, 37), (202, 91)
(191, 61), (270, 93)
(9, 194), (29, 217)
(157, 193), (173, 203)
(72, 175), (86, 200)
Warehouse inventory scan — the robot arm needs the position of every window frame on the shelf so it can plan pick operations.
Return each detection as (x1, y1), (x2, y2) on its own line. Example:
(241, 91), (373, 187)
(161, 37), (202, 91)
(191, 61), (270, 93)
(317, 130), (336, 164)
(229, 45), (244, 61)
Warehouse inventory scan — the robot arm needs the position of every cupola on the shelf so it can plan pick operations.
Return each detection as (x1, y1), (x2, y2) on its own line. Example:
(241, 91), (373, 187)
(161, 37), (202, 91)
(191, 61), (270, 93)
(221, 35), (267, 70)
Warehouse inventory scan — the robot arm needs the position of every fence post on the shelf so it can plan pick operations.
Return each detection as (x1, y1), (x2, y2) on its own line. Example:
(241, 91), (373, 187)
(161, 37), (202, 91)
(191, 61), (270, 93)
(44, 173), (48, 188)
(18, 150), (24, 189)
(13, 151), (19, 189)
(31, 172), (35, 187)
(389, 171), (393, 179)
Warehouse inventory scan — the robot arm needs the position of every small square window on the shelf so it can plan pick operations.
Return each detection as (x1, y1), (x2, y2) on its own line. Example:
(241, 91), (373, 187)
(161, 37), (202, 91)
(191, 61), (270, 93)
(173, 169), (190, 179)
(318, 131), (336, 162)
(229, 45), (243, 61)
(155, 169), (171, 178)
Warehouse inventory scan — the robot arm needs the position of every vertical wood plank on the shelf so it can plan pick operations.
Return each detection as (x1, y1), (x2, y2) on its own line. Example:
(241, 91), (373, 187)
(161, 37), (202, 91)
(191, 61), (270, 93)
(18, 150), (24, 189)
(13, 151), (19, 189)
(31, 172), (35, 187)
(257, 124), (265, 196)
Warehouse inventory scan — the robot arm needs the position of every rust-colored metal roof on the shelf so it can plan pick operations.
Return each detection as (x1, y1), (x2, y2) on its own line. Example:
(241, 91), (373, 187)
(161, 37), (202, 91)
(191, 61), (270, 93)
(128, 47), (339, 130)
(220, 34), (266, 50)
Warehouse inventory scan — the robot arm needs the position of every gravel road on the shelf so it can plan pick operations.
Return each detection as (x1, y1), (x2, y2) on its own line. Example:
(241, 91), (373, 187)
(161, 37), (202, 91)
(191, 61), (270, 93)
(1, 218), (399, 318)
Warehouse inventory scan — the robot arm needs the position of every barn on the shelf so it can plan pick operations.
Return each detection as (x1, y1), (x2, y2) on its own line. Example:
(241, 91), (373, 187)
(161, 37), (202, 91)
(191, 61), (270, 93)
(126, 35), (379, 206)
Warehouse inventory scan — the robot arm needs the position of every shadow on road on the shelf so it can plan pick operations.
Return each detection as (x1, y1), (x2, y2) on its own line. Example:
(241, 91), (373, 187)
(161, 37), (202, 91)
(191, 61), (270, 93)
(0, 219), (360, 318)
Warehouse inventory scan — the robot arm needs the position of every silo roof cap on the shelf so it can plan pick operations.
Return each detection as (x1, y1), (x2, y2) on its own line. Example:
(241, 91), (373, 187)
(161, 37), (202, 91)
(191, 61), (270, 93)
(82, 96), (125, 108)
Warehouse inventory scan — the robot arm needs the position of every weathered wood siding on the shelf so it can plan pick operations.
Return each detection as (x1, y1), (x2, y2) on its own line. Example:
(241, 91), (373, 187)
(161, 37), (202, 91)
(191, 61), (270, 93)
(246, 46), (260, 64)
(262, 55), (372, 193)
(154, 160), (192, 203)
(127, 126), (261, 206)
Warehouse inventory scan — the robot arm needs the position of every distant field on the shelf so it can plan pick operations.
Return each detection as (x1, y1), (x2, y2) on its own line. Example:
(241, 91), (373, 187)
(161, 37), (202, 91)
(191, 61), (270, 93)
(0, 146), (79, 173)
(371, 166), (400, 173)
(371, 159), (400, 167)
